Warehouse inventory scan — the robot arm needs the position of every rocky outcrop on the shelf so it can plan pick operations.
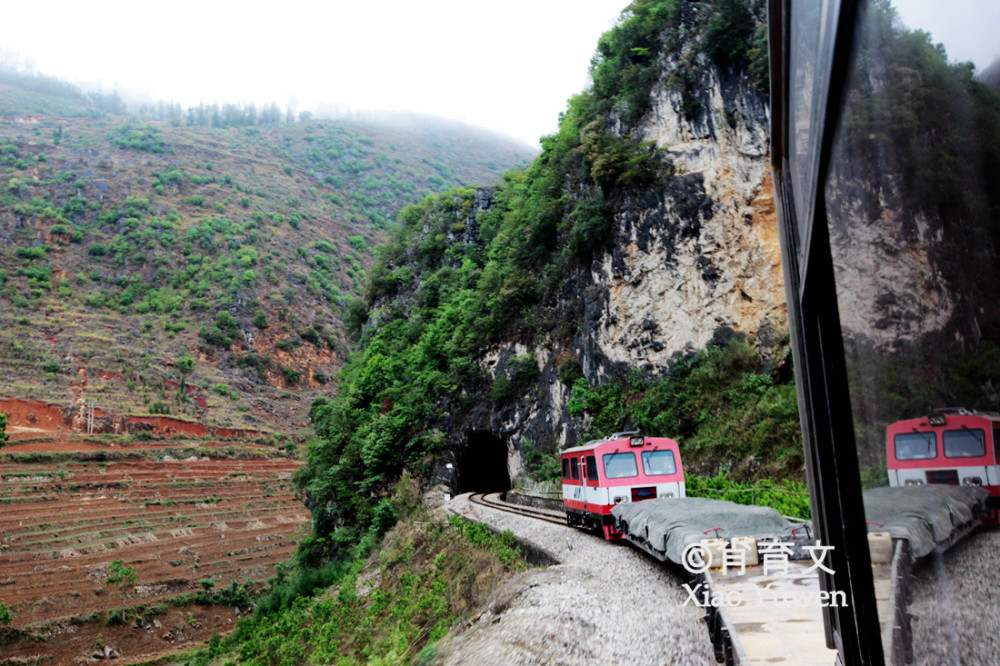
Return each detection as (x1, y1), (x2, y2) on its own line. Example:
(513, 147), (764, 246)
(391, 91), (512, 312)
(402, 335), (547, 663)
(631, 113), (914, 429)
(453, 24), (784, 466)
(583, 24), (782, 376)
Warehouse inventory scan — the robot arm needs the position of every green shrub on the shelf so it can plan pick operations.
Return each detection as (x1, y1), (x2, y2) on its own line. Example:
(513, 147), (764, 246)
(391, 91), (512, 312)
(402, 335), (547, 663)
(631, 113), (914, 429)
(111, 126), (168, 153)
(281, 366), (301, 385)
(0, 601), (12, 625)
(703, 0), (756, 68)
(686, 474), (811, 520)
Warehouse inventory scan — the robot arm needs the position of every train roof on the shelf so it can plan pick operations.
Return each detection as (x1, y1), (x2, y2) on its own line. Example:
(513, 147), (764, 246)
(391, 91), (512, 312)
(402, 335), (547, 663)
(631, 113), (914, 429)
(888, 409), (1000, 430)
(561, 433), (679, 455)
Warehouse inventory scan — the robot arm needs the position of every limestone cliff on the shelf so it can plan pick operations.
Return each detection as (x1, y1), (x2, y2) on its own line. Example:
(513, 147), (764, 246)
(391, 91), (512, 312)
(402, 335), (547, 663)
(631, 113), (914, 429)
(445, 2), (786, 483)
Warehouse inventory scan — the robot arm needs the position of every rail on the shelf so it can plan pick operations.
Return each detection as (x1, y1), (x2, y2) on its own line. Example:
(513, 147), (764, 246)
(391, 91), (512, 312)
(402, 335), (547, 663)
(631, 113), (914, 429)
(467, 492), (567, 527)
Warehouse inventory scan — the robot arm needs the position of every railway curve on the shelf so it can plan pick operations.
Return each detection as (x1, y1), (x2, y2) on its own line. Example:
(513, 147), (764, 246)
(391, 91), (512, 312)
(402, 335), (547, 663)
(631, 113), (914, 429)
(438, 492), (717, 665)
(467, 492), (566, 527)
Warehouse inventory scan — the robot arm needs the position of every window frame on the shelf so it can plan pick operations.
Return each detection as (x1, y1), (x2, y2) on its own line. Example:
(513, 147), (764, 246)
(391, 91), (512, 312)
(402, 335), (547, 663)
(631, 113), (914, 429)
(769, 0), (885, 662)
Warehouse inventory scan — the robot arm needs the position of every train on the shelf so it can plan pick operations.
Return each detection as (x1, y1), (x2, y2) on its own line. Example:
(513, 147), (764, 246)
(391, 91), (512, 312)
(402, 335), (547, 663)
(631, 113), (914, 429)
(886, 408), (1000, 524)
(560, 431), (685, 539)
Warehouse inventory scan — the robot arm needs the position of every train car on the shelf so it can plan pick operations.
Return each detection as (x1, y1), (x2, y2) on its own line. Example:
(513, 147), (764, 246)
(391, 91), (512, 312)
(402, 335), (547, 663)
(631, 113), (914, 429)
(561, 432), (685, 539)
(886, 409), (1000, 523)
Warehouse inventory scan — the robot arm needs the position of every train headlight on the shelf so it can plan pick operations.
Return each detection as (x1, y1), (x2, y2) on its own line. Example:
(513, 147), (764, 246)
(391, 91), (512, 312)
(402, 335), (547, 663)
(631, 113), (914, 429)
(905, 479), (924, 486)
(659, 492), (674, 498)
(613, 495), (628, 504)
(963, 476), (983, 486)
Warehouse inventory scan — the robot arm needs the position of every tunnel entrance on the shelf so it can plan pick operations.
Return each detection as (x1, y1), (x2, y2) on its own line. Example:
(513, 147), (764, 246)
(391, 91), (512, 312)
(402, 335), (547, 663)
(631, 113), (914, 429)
(456, 430), (511, 494)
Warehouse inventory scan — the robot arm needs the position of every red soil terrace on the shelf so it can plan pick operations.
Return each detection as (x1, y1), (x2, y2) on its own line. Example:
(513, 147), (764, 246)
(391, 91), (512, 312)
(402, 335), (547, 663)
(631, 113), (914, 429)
(0, 398), (307, 664)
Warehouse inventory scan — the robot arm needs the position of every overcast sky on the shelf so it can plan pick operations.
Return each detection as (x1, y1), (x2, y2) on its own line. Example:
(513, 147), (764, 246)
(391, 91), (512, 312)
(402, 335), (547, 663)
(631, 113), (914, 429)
(1, 2), (995, 148)
(0, 1), (630, 147)
(893, 0), (1000, 70)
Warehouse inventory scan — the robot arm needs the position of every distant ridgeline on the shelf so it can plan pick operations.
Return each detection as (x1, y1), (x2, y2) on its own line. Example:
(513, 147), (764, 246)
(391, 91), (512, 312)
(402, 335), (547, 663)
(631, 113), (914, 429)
(0, 65), (534, 432)
(301, 0), (794, 565)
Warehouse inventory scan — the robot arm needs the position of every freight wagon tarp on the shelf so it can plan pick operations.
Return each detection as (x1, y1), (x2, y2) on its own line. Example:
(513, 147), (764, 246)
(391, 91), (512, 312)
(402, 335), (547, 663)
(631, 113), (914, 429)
(611, 497), (802, 565)
(861, 485), (988, 561)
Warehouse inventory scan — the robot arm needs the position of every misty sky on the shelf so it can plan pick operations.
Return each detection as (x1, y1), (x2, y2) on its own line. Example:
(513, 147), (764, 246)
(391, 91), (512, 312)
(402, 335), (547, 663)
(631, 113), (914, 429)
(893, 0), (1000, 70)
(0, 1), (630, 147)
(1, 2), (996, 148)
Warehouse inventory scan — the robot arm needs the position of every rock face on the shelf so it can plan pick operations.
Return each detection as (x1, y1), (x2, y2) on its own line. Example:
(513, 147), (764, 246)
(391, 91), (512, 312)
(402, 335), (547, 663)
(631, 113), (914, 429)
(448, 14), (786, 480)
(585, 48), (782, 378)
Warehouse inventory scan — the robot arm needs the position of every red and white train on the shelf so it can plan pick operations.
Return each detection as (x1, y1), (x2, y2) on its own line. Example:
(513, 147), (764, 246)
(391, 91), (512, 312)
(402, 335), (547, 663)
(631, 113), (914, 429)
(561, 432), (685, 539)
(886, 409), (1000, 524)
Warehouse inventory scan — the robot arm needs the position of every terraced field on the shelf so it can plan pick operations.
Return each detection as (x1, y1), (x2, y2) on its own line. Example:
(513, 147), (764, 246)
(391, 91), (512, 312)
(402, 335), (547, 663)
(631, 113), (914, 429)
(0, 433), (308, 664)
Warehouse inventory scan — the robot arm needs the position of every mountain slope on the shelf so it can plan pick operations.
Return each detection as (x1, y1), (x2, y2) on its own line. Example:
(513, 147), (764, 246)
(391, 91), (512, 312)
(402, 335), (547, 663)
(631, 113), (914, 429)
(0, 87), (535, 433)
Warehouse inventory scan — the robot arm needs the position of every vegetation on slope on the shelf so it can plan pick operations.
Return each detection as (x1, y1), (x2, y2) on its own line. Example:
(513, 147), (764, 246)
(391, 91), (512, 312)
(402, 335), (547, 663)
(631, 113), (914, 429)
(133, 0), (787, 660)
(184, 478), (530, 665)
(300, 0), (776, 566)
(0, 77), (533, 431)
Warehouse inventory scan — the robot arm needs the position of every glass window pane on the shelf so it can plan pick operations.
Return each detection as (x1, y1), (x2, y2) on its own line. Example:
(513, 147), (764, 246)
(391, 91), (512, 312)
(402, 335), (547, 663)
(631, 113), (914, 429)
(570, 456), (579, 480)
(894, 432), (936, 461)
(603, 452), (638, 479)
(943, 429), (985, 458)
(586, 455), (598, 481)
(641, 450), (677, 476)
(788, 0), (835, 249)
(824, 0), (1000, 660)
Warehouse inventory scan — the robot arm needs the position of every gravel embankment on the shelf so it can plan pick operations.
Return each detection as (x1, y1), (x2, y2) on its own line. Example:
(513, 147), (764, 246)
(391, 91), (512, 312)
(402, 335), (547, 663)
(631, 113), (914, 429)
(908, 527), (1000, 665)
(434, 494), (716, 666)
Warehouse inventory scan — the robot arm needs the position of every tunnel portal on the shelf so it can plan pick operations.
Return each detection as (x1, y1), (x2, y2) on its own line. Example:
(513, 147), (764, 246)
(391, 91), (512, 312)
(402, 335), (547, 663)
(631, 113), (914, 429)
(456, 430), (511, 494)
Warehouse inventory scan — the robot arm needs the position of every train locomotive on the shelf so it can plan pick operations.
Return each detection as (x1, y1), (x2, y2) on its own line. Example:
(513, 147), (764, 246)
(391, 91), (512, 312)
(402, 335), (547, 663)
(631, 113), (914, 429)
(886, 409), (1000, 524)
(560, 432), (685, 539)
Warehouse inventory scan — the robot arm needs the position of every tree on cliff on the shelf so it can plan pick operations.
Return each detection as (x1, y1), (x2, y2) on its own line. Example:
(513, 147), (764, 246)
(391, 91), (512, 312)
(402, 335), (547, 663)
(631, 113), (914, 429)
(0, 413), (8, 449)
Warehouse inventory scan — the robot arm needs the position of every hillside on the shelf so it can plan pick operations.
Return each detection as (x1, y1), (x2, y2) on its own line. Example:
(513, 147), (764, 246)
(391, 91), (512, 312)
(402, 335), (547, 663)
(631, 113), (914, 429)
(300, 0), (791, 554)
(0, 79), (535, 434)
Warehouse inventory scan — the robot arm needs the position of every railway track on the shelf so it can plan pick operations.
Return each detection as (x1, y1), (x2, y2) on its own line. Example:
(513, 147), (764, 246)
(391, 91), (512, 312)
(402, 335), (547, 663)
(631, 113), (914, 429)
(467, 492), (567, 527)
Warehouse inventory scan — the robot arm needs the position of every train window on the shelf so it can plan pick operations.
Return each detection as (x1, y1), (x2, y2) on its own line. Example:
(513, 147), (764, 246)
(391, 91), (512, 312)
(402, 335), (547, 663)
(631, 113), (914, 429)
(585, 455), (598, 481)
(602, 452), (638, 479)
(570, 456), (579, 480)
(893, 432), (936, 461)
(942, 429), (986, 458)
(775, 0), (1000, 661)
(561, 458), (570, 479)
(641, 450), (677, 476)
(812, 0), (1000, 661)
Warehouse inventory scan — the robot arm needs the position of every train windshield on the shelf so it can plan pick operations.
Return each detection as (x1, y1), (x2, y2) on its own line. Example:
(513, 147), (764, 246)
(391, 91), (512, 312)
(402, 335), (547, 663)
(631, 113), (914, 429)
(641, 450), (677, 476)
(894, 432), (936, 461)
(602, 452), (638, 479)
(943, 429), (986, 458)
